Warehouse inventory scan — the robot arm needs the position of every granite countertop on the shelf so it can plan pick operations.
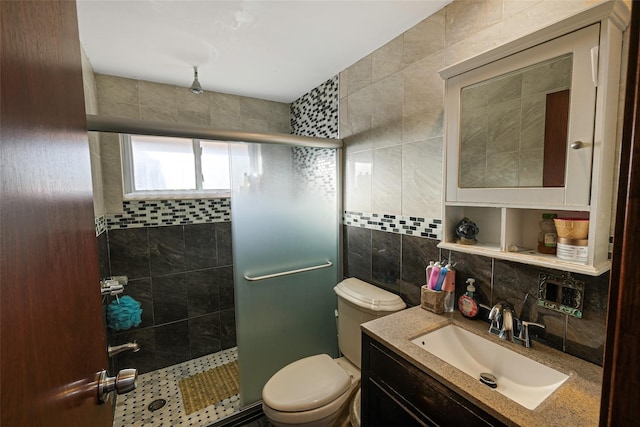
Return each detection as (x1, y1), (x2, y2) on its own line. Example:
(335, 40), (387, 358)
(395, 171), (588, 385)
(361, 306), (603, 427)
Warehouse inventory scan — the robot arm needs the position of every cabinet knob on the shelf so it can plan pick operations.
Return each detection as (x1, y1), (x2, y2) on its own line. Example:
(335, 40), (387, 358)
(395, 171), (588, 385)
(571, 141), (585, 150)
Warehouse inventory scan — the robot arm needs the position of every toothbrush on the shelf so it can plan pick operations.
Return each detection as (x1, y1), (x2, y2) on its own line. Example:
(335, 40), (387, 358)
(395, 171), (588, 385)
(434, 264), (450, 291)
(427, 262), (441, 289)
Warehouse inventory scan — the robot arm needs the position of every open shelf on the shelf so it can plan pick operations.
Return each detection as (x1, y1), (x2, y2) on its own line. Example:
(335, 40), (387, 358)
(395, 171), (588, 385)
(438, 240), (608, 276)
(440, 205), (610, 275)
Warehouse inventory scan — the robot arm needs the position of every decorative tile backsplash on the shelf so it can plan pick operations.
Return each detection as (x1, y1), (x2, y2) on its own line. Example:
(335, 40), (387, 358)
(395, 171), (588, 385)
(290, 76), (339, 139)
(344, 211), (443, 240)
(106, 199), (231, 230)
(95, 215), (107, 236)
(293, 147), (337, 200)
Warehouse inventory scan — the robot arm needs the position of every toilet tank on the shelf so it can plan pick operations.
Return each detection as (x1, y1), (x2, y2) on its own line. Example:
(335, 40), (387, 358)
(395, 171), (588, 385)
(334, 278), (405, 368)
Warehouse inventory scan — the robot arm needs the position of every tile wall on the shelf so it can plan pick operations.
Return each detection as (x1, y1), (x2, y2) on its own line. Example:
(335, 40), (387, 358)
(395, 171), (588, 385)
(291, 76), (339, 138)
(104, 222), (235, 374)
(338, 0), (621, 367)
(343, 226), (608, 365)
(106, 199), (231, 229)
(94, 75), (291, 215)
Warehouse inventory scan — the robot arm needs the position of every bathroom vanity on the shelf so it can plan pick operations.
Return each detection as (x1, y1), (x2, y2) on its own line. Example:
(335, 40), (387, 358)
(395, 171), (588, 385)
(360, 307), (602, 427)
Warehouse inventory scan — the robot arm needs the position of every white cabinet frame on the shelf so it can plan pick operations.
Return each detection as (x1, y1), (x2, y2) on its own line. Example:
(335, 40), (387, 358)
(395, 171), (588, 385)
(438, 1), (629, 275)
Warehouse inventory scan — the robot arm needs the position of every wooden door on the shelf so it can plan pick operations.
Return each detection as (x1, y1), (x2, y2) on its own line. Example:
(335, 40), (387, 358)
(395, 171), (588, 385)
(1, 1), (113, 426)
(600, 1), (640, 424)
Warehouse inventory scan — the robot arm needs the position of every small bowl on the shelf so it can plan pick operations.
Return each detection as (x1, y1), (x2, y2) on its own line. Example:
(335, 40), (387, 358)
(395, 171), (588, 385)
(554, 218), (589, 239)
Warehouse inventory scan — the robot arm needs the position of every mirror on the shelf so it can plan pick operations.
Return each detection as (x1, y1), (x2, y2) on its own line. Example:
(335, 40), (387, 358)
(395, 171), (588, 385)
(459, 54), (572, 188)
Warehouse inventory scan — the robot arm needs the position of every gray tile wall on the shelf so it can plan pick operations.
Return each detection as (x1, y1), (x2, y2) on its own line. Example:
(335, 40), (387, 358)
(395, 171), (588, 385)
(337, 0), (620, 368)
(102, 222), (235, 374)
(343, 226), (607, 366)
(94, 74), (291, 215)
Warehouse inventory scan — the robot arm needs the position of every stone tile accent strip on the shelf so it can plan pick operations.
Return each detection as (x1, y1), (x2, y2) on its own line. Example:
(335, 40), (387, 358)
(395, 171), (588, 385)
(107, 199), (231, 230)
(344, 210), (443, 240)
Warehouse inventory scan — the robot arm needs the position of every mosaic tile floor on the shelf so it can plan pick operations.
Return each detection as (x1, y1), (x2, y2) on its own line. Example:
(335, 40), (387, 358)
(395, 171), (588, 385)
(113, 347), (240, 427)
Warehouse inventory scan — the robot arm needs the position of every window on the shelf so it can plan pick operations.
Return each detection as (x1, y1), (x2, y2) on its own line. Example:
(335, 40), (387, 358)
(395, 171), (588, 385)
(121, 134), (231, 198)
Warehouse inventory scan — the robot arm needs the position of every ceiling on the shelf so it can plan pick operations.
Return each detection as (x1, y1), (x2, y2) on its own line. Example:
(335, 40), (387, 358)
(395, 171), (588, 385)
(76, 0), (451, 103)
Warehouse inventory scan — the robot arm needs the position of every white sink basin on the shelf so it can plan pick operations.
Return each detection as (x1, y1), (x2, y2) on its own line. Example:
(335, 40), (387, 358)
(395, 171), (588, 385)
(411, 324), (569, 410)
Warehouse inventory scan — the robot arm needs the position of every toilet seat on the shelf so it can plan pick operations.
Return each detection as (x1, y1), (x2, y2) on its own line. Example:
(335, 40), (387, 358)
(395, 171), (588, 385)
(262, 387), (354, 426)
(263, 354), (352, 412)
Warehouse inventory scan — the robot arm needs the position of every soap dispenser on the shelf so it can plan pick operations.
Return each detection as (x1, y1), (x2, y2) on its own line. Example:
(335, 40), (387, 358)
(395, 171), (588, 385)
(458, 278), (479, 319)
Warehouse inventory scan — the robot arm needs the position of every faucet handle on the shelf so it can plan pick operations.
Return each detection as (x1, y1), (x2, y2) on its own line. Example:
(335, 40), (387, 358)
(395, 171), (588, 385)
(500, 307), (514, 341)
(518, 321), (545, 348)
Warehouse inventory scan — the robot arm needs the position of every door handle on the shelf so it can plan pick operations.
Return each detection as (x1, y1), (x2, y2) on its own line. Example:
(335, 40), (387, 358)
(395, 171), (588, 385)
(98, 368), (137, 403)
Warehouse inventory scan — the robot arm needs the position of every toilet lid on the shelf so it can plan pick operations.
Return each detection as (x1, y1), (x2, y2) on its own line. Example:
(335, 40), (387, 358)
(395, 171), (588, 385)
(262, 354), (351, 412)
(334, 278), (406, 312)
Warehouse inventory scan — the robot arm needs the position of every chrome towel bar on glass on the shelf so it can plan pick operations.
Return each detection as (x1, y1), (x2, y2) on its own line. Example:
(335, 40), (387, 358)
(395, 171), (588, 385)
(244, 261), (333, 282)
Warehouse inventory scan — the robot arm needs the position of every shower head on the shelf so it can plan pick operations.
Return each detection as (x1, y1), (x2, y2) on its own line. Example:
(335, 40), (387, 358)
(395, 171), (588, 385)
(189, 66), (203, 94)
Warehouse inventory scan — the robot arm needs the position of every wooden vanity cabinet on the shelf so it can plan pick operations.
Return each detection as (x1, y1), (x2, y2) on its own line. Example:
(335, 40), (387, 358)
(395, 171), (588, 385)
(361, 333), (506, 427)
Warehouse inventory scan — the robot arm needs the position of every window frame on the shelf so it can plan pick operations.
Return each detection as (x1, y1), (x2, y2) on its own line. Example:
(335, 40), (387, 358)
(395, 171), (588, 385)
(120, 134), (231, 200)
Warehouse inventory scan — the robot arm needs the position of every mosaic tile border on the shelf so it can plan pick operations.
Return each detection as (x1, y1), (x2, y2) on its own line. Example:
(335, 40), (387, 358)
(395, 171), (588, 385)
(293, 147), (337, 201)
(106, 199), (231, 230)
(95, 215), (107, 236)
(291, 75), (339, 139)
(343, 211), (443, 240)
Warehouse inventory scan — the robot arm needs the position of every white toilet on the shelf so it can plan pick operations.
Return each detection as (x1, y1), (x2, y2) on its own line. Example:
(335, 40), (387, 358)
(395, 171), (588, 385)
(262, 277), (406, 427)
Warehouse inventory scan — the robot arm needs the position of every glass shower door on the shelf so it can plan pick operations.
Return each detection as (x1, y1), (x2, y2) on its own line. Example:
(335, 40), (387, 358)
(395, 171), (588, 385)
(230, 143), (340, 406)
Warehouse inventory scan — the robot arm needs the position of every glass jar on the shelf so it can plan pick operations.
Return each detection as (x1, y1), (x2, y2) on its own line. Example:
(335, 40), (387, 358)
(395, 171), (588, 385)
(537, 213), (558, 255)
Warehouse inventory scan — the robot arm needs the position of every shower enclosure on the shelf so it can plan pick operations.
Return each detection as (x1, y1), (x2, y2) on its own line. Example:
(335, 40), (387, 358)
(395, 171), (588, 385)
(230, 143), (340, 406)
(87, 116), (343, 422)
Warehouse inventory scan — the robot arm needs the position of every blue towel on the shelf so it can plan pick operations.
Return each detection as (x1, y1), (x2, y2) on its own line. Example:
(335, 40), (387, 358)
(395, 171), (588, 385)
(106, 296), (142, 331)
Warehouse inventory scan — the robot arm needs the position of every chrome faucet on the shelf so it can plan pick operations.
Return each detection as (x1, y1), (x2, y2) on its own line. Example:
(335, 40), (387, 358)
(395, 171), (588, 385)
(108, 342), (140, 358)
(487, 302), (545, 348)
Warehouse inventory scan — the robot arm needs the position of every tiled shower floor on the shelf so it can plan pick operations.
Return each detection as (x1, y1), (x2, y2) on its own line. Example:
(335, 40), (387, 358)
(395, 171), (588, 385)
(113, 347), (241, 427)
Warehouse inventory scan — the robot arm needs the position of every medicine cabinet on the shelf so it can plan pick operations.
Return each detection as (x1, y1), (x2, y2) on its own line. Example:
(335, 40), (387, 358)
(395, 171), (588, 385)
(438, 1), (629, 275)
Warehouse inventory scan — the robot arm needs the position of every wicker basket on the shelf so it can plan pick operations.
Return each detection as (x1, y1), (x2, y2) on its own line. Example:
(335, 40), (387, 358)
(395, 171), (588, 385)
(421, 286), (445, 314)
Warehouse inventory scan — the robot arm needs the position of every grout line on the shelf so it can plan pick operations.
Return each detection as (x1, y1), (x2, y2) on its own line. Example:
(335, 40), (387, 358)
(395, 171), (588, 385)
(563, 314), (568, 352)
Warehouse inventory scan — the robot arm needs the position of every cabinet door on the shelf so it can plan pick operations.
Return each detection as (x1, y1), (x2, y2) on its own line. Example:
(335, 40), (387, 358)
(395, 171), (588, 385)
(445, 24), (599, 207)
(362, 334), (504, 427)
(367, 378), (430, 427)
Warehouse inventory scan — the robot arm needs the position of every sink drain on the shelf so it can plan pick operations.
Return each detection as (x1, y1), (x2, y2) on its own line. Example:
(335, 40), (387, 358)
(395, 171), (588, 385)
(479, 373), (497, 389)
(148, 399), (167, 412)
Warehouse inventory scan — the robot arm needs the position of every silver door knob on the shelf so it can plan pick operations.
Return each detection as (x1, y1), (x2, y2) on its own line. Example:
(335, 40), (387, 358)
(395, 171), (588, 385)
(98, 368), (137, 403)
